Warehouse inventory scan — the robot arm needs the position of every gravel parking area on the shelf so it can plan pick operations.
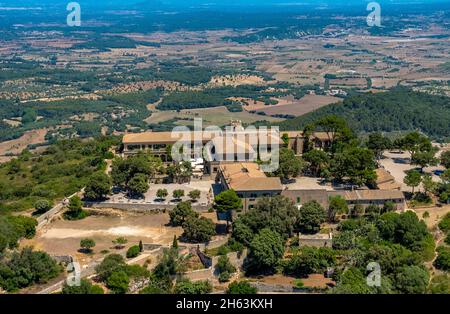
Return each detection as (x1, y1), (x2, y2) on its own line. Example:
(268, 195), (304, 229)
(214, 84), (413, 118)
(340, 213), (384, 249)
(109, 180), (214, 206)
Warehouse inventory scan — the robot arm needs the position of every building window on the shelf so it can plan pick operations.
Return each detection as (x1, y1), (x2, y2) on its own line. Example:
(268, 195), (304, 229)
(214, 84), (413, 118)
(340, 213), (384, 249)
(296, 197), (301, 204)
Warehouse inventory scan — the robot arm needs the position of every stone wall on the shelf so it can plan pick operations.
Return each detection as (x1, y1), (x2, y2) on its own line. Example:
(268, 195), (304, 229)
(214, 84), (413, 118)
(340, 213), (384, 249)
(84, 201), (210, 213)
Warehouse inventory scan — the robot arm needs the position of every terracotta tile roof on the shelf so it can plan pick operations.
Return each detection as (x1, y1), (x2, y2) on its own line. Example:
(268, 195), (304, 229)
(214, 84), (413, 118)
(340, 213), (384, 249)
(375, 168), (401, 190)
(330, 189), (405, 201)
(219, 162), (282, 192)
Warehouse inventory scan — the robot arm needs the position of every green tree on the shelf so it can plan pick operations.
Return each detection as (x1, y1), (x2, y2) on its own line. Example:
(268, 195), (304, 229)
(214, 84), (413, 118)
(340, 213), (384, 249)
(127, 173), (149, 196)
(441, 150), (450, 169)
(95, 254), (126, 281)
(80, 238), (96, 253)
(174, 279), (212, 294)
(113, 237), (128, 249)
(188, 189), (201, 202)
(216, 255), (236, 277)
(411, 149), (438, 171)
(106, 270), (129, 294)
(126, 245), (141, 258)
(0, 247), (61, 292)
(227, 281), (257, 294)
(84, 172), (111, 200)
(182, 216), (216, 243)
(367, 132), (392, 160)
(111, 153), (160, 188)
(213, 189), (242, 213)
(401, 131), (433, 157)
(429, 274), (450, 294)
(434, 246), (450, 271)
(333, 268), (374, 294)
(247, 228), (284, 272)
(275, 148), (304, 182)
(281, 133), (290, 147)
(62, 278), (104, 294)
(403, 169), (421, 194)
(284, 246), (336, 277)
(156, 188), (168, 200)
(169, 201), (199, 226)
(303, 149), (330, 177)
(422, 173), (437, 196)
(34, 199), (52, 214)
(328, 195), (348, 222)
(331, 146), (376, 186)
(68, 195), (83, 213)
(298, 200), (326, 234)
(394, 265), (429, 294)
(172, 235), (178, 249)
(173, 189), (185, 200)
(231, 219), (254, 247)
(314, 115), (354, 150)
(438, 213), (450, 233)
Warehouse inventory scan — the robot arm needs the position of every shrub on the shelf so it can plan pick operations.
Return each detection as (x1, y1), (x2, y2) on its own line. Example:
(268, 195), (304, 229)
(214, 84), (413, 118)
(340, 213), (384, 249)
(80, 238), (96, 253)
(34, 199), (52, 214)
(126, 245), (141, 259)
(219, 271), (231, 283)
(106, 271), (129, 294)
(434, 246), (450, 271)
(227, 281), (257, 294)
(438, 213), (450, 233)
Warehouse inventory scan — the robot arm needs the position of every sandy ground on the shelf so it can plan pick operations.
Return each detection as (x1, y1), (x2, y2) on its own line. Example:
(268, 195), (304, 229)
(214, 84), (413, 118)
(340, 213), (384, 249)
(254, 95), (341, 117)
(249, 274), (334, 289)
(0, 128), (47, 158)
(284, 177), (334, 191)
(414, 204), (450, 230)
(379, 150), (444, 192)
(21, 212), (183, 266)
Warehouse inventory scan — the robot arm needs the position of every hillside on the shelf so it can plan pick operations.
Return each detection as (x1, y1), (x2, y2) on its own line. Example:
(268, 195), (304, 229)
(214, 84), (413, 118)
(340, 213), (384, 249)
(278, 88), (450, 141)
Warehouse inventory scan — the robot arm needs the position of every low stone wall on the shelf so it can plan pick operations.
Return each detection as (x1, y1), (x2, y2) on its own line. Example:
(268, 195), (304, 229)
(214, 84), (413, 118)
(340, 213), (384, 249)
(85, 201), (210, 213)
(250, 282), (295, 293)
(37, 191), (83, 230)
(298, 237), (333, 248)
(51, 255), (73, 265)
(183, 237), (229, 251)
(211, 249), (248, 274)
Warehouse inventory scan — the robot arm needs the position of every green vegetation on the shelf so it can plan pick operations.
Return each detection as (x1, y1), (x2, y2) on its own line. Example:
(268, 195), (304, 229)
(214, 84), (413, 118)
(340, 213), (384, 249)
(227, 281), (257, 294)
(298, 201), (327, 234)
(80, 238), (96, 253)
(0, 136), (118, 212)
(62, 279), (104, 294)
(434, 246), (450, 271)
(84, 172), (112, 201)
(232, 196), (298, 247)
(279, 88), (450, 141)
(213, 189), (242, 213)
(95, 254), (150, 294)
(274, 148), (305, 182)
(182, 216), (216, 243)
(126, 245), (141, 259)
(246, 228), (285, 274)
(216, 255), (237, 283)
(169, 201), (199, 226)
(0, 247), (61, 292)
(283, 246), (335, 277)
(0, 215), (37, 252)
(111, 152), (162, 196)
(174, 278), (212, 294)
